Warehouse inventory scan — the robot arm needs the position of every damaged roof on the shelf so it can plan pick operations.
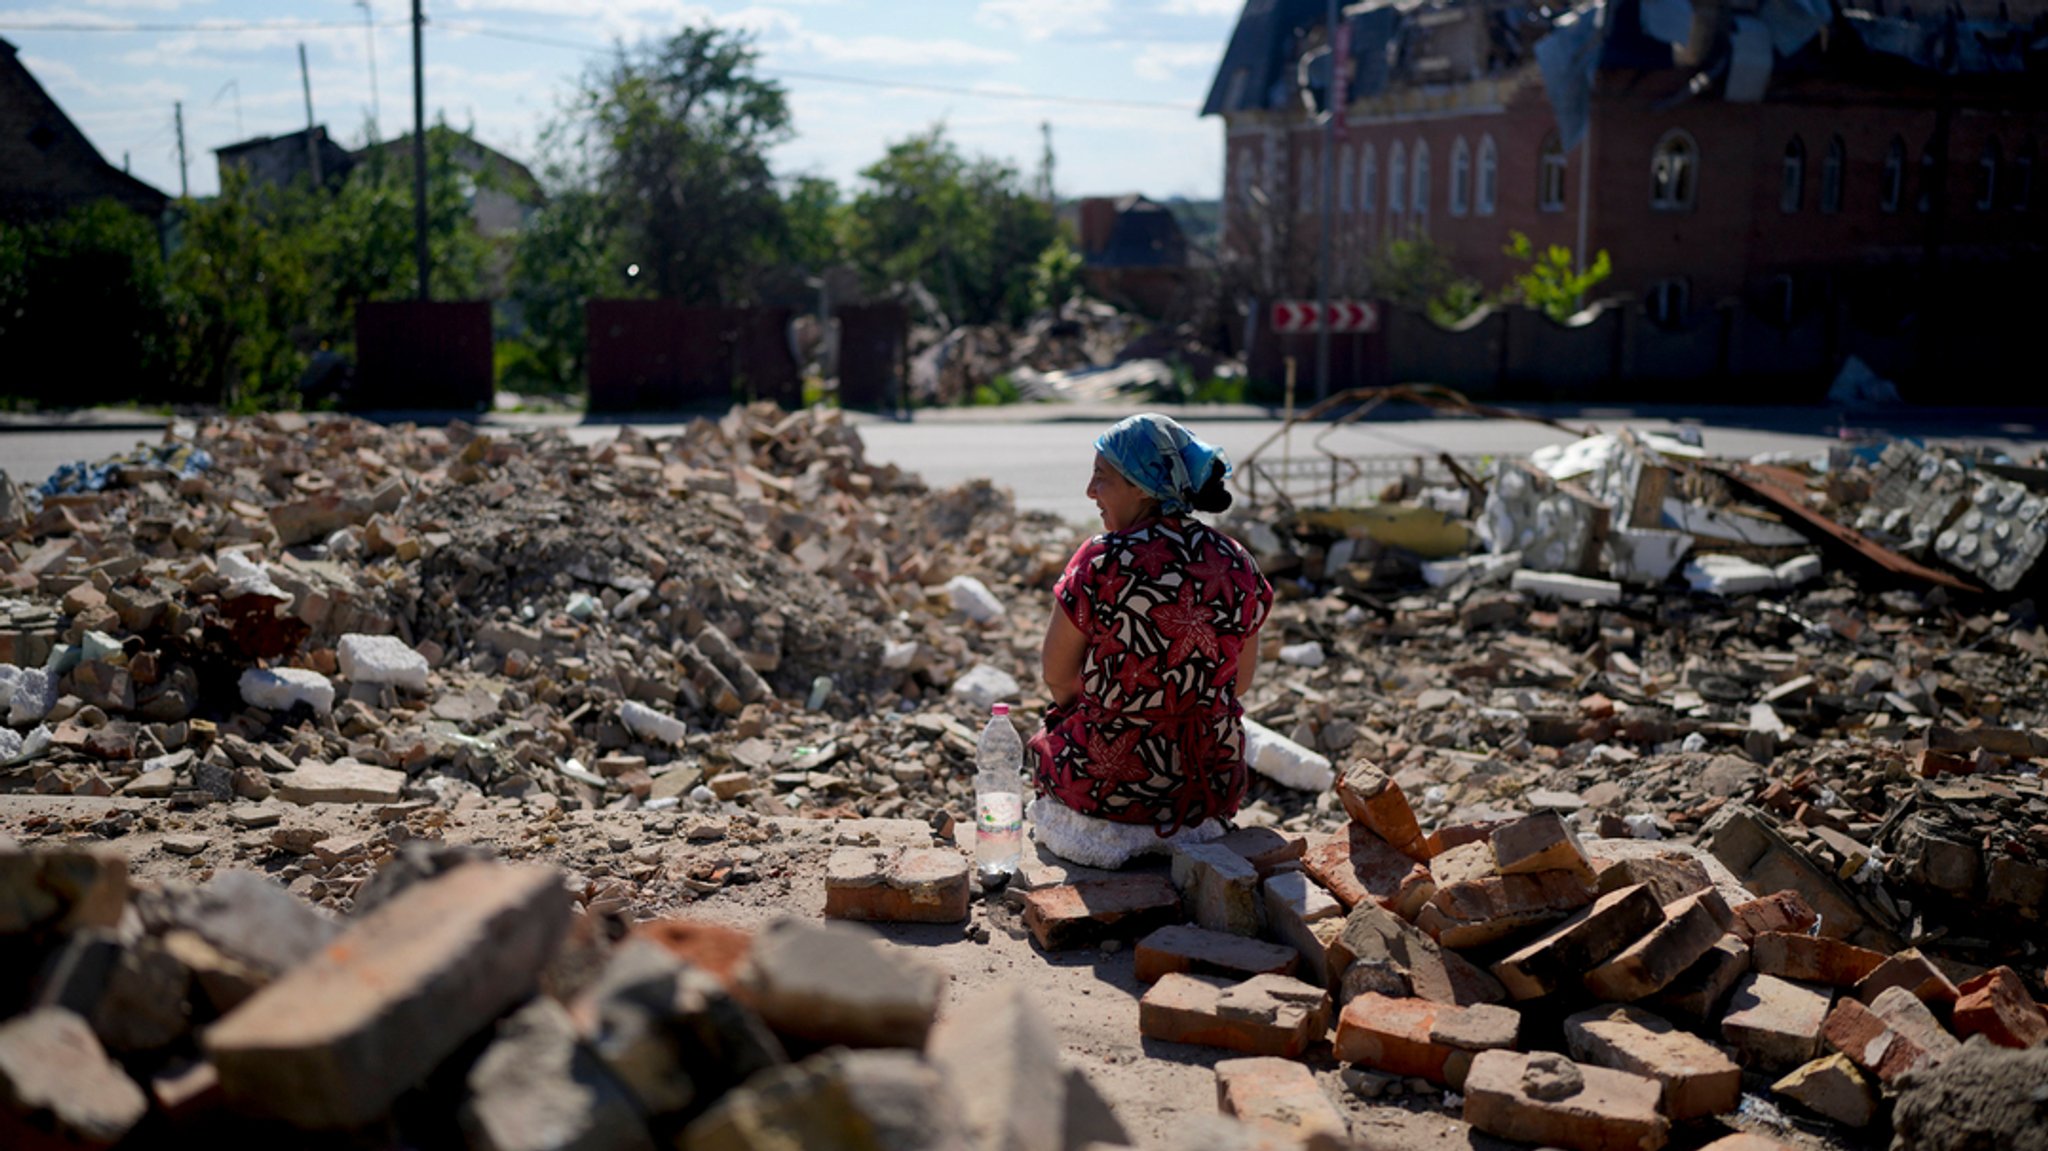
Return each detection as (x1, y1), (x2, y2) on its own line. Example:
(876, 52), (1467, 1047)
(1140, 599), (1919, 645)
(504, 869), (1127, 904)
(1202, 0), (2047, 123)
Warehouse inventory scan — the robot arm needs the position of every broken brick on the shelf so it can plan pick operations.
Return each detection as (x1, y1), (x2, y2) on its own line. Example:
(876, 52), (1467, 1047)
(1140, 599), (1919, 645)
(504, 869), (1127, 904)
(1822, 997), (1942, 1086)
(1491, 812), (1595, 884)
(1951, 965), (2048, 1049)
(1726, 890), (1818, 942)
(737, 918), (942, 1051)
(1139, 973), (1330, 1058)
(1332, 899), (1505, 1007)
(1853, 948), (1958, 1007)
(1650, 934), (1751, 1024)
(1770, 1052), (1879, 1128)
(1019, 875), (1183, 951)
(1583, 890), (1733, 1002)
(205, 862), (573, 1129)
(823, 847), (970, 925)
(1135, 924), (1301, 984)
(1749, 932), (1887, 987)
(1215, 1057), (1349, 1151)
(1172, 842), (1264, 937)
(1300, 825), (1436, 920)
(1333, 993), (1517, 1089)
(1336, 760), (1429, 862)
(0, 1008), (149, 1150)
(1262, 872), (1347, 988)
(1214, 827), (1307, 877)
(1419, 868), (1595, 949)
(1492, 883), (1664, 1002)
(1462, 1050), (1670, 1151)
(1593, 854), (1712, 907)
(1721, 972), (1833, 1072)
(1564, 1004), (1741, 1121)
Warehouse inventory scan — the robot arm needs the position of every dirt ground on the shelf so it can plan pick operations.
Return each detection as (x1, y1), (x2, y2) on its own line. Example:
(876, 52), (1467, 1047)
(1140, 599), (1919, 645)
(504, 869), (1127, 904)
(0, 789), (1886, 1151)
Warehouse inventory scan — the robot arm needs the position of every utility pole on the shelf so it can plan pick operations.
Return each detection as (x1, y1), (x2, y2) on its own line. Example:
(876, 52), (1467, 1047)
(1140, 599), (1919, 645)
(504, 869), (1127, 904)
(300, 43), (323, 187)
(1315, 0), (1337, 402)
(1040, 121), (1056, 210)
(174, 101), (188, 199)
(412, 0), (429, 302)
(358, 0), (381, 138)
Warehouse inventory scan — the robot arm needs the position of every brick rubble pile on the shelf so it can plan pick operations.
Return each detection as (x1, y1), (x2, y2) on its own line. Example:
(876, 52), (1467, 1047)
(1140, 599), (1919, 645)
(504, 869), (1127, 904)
(1, 407), (2045, 1150)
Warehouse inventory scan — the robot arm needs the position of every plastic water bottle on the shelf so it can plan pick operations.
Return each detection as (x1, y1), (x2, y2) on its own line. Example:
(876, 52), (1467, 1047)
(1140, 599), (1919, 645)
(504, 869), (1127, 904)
(974, 703), (1024, 881)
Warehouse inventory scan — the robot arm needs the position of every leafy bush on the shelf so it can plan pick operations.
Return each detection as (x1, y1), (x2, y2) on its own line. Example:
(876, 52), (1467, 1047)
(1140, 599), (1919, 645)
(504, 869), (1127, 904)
(1500, 232), (1611, 322)
(967, 373), (1022, 406)
(0, 200), (175, 408)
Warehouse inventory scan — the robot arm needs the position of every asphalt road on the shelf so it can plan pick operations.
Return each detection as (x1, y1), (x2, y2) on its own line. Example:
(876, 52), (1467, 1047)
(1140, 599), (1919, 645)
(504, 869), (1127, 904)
(2, 404), (2041, 529)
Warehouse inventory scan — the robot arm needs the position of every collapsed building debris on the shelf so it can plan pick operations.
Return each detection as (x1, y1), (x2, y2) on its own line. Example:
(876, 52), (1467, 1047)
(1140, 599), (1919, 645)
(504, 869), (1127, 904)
(0, 401), (2044, 1150)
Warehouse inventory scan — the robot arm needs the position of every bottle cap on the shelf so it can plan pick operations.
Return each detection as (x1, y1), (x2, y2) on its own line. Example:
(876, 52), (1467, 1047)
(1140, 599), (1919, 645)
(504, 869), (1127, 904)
(991, 703), (1010, 716)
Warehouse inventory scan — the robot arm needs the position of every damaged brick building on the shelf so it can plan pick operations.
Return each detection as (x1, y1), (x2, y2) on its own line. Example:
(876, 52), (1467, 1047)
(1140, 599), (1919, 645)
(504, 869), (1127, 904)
(1204, 0), (2048, 396)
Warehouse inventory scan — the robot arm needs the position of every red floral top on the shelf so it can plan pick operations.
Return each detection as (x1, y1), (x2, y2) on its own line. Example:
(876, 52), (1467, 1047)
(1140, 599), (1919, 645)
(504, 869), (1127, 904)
(1029, 516), (1273, 833)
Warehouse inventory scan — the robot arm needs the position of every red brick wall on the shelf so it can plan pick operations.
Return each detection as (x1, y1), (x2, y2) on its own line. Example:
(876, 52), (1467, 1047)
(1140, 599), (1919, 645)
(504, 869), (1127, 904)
(1223, 66), (2047, 316)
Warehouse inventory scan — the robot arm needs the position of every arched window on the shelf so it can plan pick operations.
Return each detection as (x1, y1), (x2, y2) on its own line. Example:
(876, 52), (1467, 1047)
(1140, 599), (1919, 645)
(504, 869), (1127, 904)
(1916, 141), (1937, 213)
(1781, 136), (1805, 213)
(1650, 130), (1697, 210)
(1361, 143), (1377, 212)
(1976, 139), (2001, 211)
(1821, 136), (1845, 215)
(2016, 138), (2036, 212)
(1477, 135), (1498, 216)
(1539, 133), (1567, 211)
(1450, 137), (1472, 216)
(1389, 141), (1406, 213)
(1300, 153), (1316, 212)
(1881, 137), (1905, 212)
(1412, 139), (1431, 217)
(1339, 144), (1354, 213)
(1235, 149), (1255, 208)
(1647, 278), (1691, 327)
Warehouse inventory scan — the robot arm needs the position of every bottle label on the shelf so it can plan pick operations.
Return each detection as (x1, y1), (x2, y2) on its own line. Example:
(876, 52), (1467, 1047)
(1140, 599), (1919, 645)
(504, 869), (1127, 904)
(977, 792), (1023, 831)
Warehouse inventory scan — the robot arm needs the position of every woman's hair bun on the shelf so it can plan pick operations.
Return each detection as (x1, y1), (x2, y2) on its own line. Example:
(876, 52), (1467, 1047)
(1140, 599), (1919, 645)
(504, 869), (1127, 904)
(1191, 459), (1233, 513)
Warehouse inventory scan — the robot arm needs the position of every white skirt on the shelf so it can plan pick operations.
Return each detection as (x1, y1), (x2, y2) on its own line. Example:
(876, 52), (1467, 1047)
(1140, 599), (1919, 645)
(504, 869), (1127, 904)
(1027, 796), (1228, 869)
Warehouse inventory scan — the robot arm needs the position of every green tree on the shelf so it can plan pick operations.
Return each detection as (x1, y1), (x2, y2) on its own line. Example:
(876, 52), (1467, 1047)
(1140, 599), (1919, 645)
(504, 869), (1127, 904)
(554, 25), (791, 304)
(779, 175), (845, 273)
(1500, 231), (1611, 322)
(1366, 235), (1485, 326)
(164, 125), (492, 409)
(167, 168), (314, 410)
(503, 185), (641, 392)
(293, 126), (492, 349)
(0, 201), (174, 408)
(841, 125), (1056, 326)
(1028, 234), (1083, 315)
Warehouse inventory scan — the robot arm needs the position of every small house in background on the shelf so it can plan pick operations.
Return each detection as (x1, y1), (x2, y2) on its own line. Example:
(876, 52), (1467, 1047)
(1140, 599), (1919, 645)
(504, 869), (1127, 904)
(215, 125), (355, 193)
(354, 127), (544, 239)
(0, 37), (167, 221)
(1075, 194), (1193, 318)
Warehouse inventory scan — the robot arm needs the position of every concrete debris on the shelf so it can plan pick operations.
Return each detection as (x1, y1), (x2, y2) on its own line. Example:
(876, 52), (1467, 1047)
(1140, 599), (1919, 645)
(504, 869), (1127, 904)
(2, 407), (2046, 1149)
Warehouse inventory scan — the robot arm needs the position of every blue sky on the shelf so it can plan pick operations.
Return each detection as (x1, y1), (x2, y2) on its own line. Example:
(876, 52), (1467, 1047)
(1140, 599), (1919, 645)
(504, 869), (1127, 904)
(2, 0), (1241, 203)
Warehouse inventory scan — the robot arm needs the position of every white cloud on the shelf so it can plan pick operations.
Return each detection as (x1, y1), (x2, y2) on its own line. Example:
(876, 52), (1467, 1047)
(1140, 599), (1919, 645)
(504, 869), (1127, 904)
(1158, 0), (1242, 15)
(802, 33), (1016, 69)
(73, 0), (205, 10)
(975, 0), (1109, 42)
(1133, 42), (1218, 81)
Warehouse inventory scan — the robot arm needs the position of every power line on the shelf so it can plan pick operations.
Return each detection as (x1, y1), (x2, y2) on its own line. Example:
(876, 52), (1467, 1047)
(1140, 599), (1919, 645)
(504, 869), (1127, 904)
(0, 19), (408, 33)
(3, 15), (1202, 114)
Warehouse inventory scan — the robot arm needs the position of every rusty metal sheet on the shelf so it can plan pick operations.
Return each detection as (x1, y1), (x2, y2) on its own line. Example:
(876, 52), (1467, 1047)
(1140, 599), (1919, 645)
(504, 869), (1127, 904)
(1706, 462), (1982, 593)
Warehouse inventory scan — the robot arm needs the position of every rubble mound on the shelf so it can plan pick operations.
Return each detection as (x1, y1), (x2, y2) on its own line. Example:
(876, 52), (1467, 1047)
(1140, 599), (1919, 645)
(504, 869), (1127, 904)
(403, 437), (888, 702)
(1891, 1035), (2048, 1151)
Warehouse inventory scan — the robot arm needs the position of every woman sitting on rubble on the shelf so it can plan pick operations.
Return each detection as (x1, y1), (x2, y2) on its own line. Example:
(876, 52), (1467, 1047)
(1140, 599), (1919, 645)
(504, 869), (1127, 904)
(1027, 413), (1273, 868)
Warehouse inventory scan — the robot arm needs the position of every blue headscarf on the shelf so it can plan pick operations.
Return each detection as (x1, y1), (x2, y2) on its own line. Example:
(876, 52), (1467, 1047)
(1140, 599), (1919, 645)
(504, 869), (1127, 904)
(1095, 413), (1230, 517)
